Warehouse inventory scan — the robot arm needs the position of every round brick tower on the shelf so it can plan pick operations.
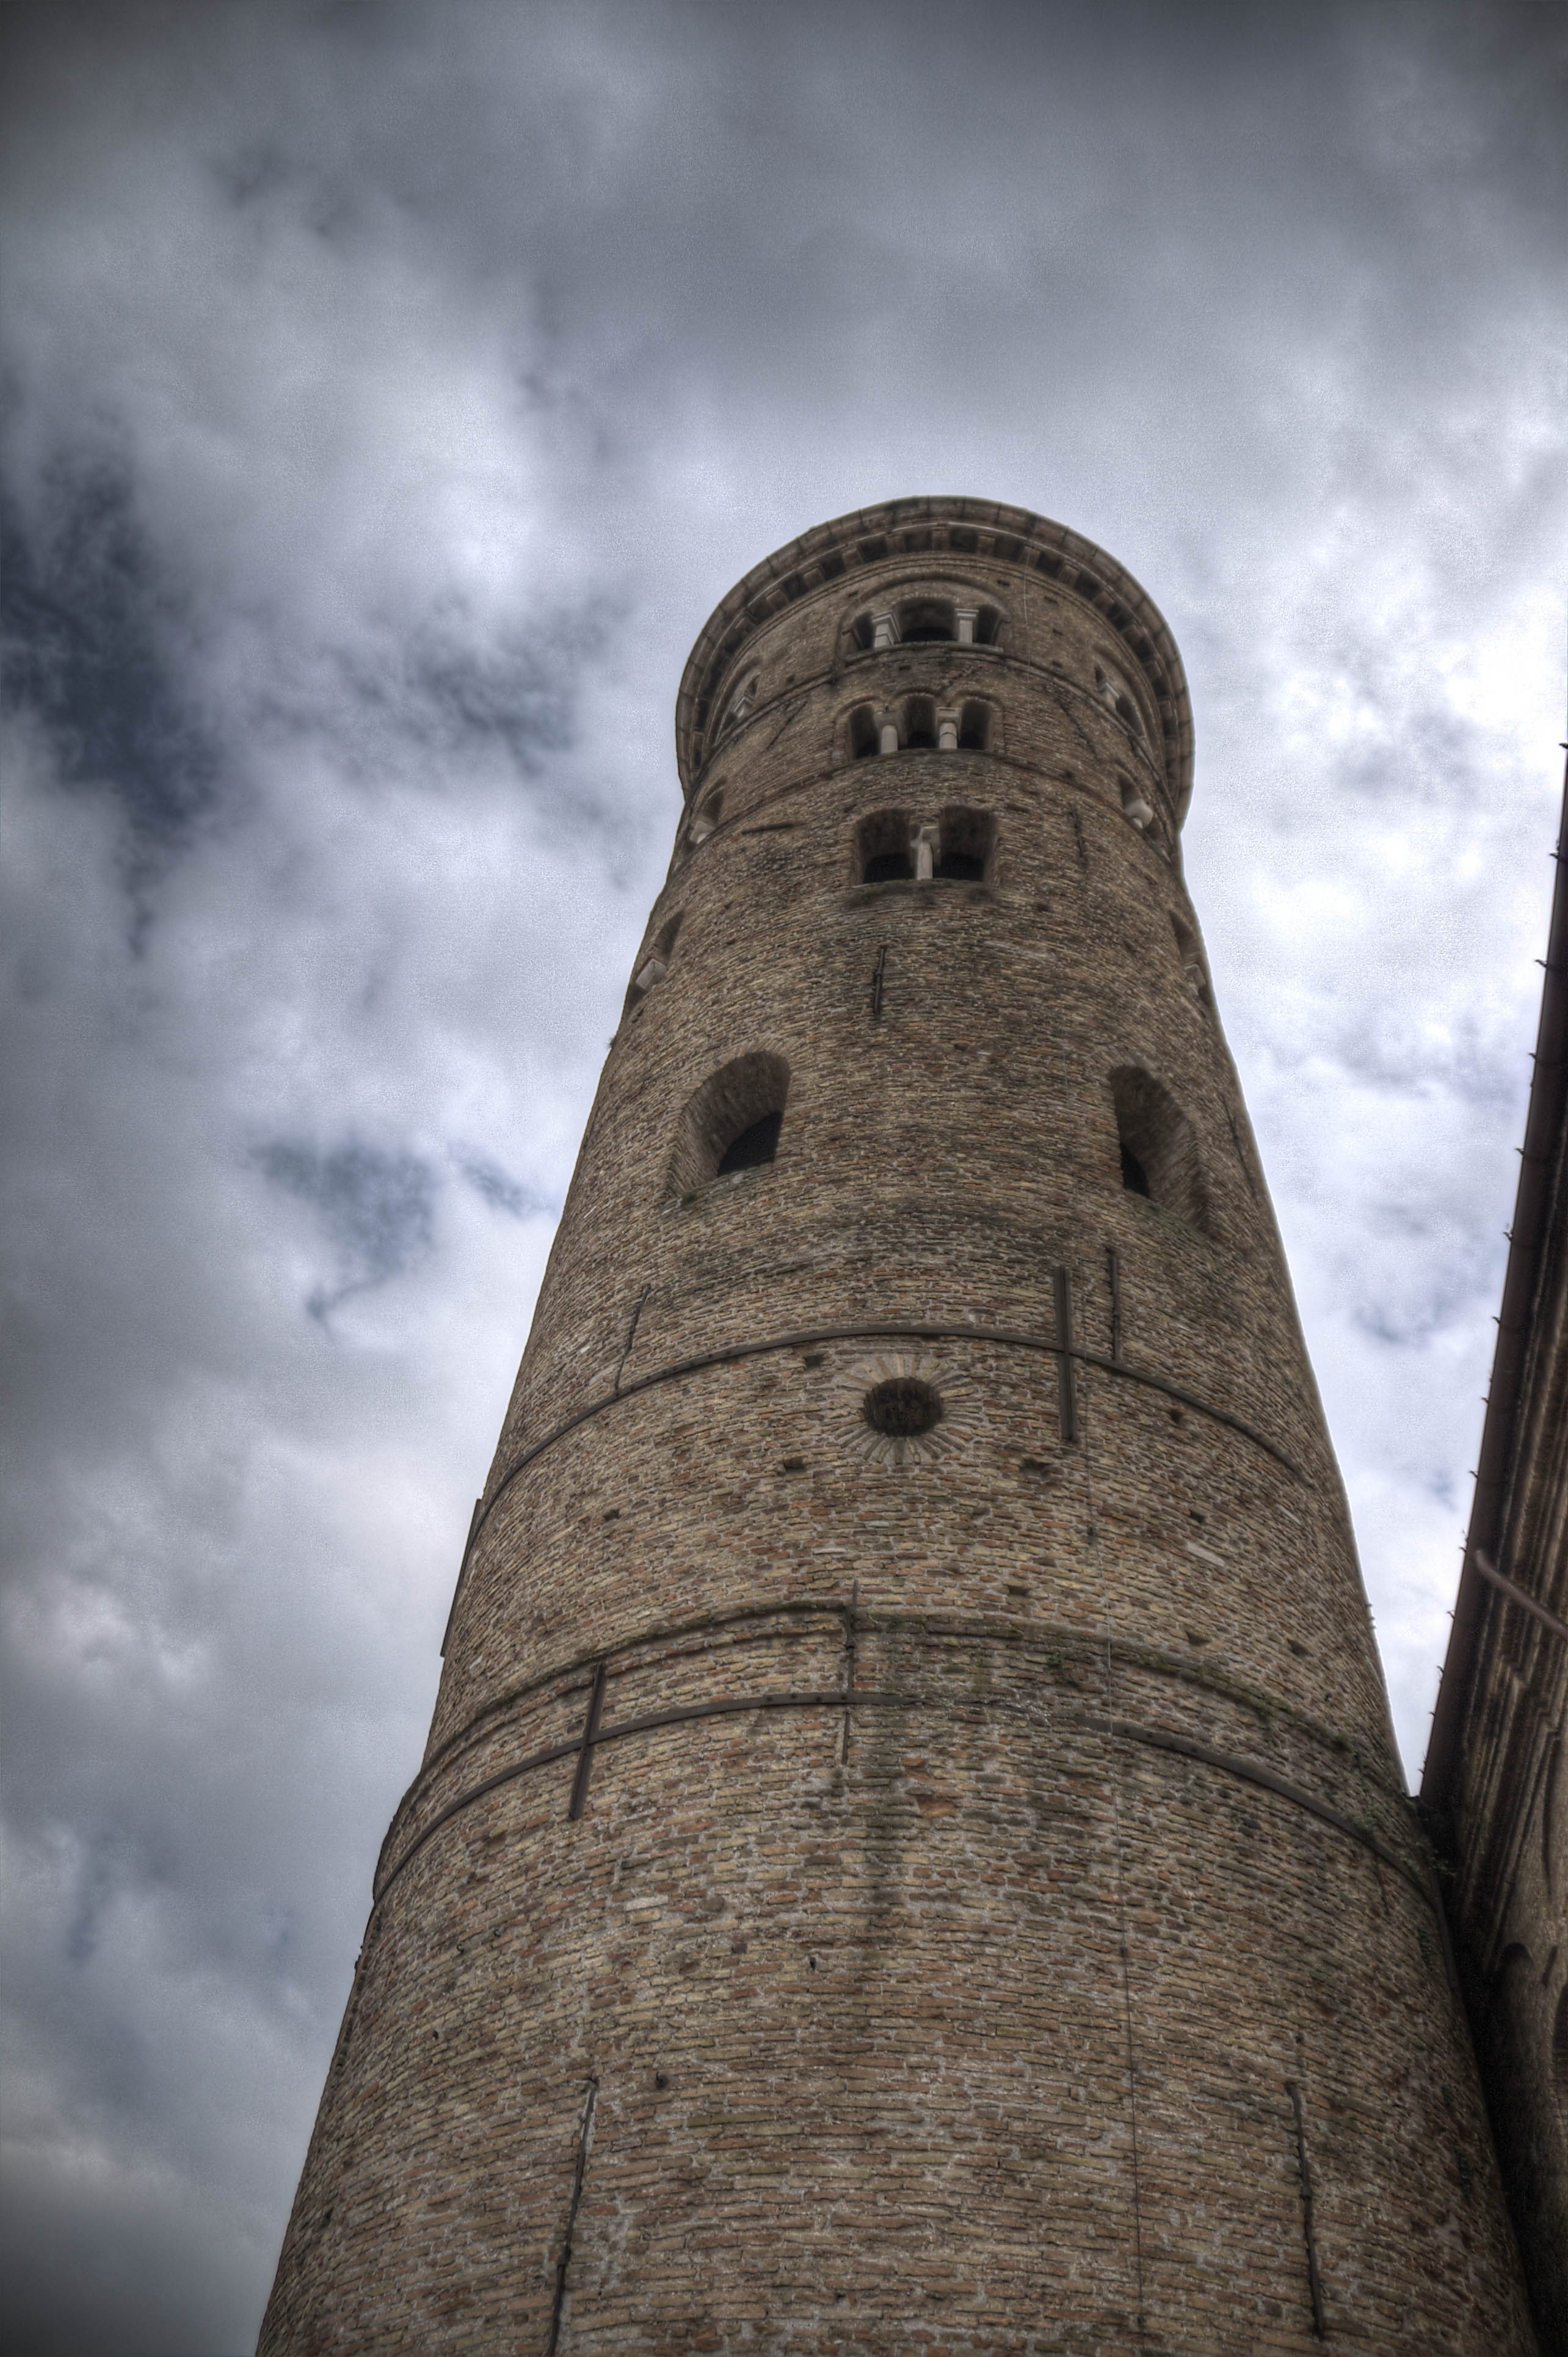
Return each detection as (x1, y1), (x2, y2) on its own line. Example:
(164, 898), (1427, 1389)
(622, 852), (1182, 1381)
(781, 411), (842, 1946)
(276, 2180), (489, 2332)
(260, 498), (1536, 2355)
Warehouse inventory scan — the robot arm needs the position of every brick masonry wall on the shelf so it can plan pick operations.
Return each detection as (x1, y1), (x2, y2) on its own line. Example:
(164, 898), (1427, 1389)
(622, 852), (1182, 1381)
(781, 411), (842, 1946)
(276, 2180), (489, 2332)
(259, 501), (1537, 2355)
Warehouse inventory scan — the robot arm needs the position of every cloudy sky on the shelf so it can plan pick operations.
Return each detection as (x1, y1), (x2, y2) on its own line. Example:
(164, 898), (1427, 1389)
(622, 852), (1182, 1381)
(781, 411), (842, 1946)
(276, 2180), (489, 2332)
(1, 2), (1564, 2350)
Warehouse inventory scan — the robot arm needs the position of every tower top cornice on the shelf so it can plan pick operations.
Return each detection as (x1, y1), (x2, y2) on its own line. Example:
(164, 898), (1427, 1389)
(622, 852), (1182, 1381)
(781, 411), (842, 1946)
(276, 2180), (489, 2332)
(675, 494), (1193, 816)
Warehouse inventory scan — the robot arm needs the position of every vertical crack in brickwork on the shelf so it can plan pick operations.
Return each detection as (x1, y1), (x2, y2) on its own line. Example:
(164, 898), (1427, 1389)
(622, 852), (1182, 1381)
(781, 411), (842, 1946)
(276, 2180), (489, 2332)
(870, 945), (887, 1022)
(1286, 2077), (1327, 2338)
(1079, 1352), (1149, 2345)
(1106, 1245), (1123, 1364)
(545, 2074), (598, 2357)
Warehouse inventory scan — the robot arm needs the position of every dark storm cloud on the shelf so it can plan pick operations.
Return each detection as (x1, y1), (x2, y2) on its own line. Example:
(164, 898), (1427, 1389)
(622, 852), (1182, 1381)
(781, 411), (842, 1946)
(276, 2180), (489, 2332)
(456, 1151), (546, 1217)
(255, 1139), (438, 1317)
(1, 459), (220, 876)
(1, 5), (1563, 2355)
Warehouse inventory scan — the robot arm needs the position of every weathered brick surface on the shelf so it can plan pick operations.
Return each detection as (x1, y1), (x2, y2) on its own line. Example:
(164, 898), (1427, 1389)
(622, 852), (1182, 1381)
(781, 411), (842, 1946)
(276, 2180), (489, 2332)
(260, 499), (1537, 2353)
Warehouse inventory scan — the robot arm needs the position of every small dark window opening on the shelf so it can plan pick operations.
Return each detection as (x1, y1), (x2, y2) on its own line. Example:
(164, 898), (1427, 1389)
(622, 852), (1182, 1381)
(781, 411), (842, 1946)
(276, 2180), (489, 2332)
(857, 809), (914, 883)
(850, 613), (876, 652)
(850, 705), (880, 759)
(973, 606), (1001, 646)
(863, 1377), (943, 1437)
(904, 695), (938, 750)
(1110, 1065), (1210, 1231)
(957, 700), (990, 751)
(717, 1110), (782, 1174)
(669, 1051), (790, 1197)
(935, 806), (995, 883)
(936, 847), (986, 883)
(898, 599), (956, 644)
(1120, 1143), (1151, 1196)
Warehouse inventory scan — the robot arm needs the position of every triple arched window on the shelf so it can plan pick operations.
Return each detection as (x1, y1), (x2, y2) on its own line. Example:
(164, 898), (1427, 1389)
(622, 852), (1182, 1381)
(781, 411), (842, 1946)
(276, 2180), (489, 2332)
(849, 598), (1003, 652)
(849, 697), (994, 758)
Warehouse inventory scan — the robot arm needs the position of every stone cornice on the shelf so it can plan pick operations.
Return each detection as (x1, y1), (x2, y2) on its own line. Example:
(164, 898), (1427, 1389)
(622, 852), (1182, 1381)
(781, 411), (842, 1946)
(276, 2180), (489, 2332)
(675, 495), (1194, 819)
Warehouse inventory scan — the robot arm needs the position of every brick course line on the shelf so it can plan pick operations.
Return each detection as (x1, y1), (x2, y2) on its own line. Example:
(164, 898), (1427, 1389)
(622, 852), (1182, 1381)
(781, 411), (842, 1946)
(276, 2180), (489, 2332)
(1112, 1720), (1432, 1904)
(371, 1680), (1438, 1919)
(464, 1317), (1307, 1585)
(410, 1598), (1404, 1835)
(372, 1688), (904, 1904)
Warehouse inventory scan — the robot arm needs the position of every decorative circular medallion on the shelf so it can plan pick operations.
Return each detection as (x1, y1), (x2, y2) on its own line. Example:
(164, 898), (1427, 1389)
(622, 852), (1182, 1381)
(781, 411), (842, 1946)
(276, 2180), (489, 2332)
(835, 1350), (978, 1469)
(864, 1375), (943, 1438)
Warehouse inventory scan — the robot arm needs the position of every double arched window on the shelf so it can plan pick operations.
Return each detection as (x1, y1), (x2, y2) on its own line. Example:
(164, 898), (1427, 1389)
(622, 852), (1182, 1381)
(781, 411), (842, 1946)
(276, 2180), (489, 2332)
(1094, 662), (1146, 741)
(719, 674), (759, 737)
(1170, 914), (1211, 1013)
(624, 913), (682, 1014)
(856, 807), (995, 886)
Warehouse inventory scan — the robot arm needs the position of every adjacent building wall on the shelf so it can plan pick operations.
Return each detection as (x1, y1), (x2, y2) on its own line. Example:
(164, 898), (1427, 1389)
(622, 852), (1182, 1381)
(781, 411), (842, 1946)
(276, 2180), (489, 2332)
(1424, 763), (1568, 2356)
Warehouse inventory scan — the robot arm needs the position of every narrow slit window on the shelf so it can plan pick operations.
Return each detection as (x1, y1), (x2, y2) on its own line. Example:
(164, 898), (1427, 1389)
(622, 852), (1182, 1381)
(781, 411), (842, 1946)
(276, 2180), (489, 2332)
(849, 705), (880, 760)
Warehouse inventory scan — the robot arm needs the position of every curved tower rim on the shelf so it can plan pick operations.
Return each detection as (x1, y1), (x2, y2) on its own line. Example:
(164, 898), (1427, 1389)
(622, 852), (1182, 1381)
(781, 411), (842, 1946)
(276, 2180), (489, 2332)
(675, 492), (1194, 817)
